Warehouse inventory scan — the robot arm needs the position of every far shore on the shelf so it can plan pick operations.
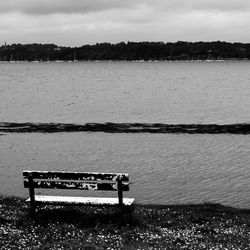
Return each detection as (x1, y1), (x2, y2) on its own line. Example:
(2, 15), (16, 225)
(1, 195), (250, 249)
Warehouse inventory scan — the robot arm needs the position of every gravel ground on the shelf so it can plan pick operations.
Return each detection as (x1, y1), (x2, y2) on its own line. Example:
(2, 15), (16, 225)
(0, 196), (250, 249)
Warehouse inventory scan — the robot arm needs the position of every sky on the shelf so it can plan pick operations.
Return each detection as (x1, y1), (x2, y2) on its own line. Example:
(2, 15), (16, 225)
(0, 0), (250, 46)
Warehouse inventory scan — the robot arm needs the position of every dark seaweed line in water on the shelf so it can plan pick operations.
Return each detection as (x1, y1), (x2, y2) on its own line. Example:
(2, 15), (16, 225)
(1, 122), (250, 134)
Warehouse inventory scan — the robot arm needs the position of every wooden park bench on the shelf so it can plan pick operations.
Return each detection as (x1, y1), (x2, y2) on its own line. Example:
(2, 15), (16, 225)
(23, 170), (134, 213)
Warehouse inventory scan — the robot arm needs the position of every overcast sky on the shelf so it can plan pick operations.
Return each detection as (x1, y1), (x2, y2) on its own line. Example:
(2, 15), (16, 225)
(1, 0), (250, 46)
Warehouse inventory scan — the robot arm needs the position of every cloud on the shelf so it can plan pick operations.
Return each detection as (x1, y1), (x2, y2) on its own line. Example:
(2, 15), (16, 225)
(0, 0), (139, 15)
(151, 0), (250, 13)
(187, 0), (250, 12)
(1, 0), (250, 16)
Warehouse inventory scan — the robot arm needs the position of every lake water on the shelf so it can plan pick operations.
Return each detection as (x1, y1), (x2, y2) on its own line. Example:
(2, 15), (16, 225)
(1, 61), (250, 124)
(1, 61), (250, 207)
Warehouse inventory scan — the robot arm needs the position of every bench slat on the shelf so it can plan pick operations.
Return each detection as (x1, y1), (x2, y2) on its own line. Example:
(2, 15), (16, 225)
(24, 180), (129, 191)
(23, 171), (129, 182)
(26, 195), (135, 206)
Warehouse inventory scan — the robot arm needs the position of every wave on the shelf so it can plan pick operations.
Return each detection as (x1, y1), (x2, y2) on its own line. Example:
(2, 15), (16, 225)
(1, 122), (250, 134)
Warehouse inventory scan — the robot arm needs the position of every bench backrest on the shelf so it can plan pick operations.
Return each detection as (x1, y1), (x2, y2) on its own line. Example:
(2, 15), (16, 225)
(23, 171), (129, 191)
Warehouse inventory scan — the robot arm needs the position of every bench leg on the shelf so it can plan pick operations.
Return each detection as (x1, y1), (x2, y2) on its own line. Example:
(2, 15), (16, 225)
(28, 175), (36, 216)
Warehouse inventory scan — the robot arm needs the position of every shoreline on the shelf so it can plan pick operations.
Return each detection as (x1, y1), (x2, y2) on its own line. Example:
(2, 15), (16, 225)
(1, 122), (250, 134)
(1, 195), (250, 249)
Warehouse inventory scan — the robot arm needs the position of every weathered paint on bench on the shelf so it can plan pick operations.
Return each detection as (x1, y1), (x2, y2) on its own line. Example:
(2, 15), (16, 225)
(23, 171), (129, 182)
(23, 170), (134, 214)
(23, 180), (129, 191)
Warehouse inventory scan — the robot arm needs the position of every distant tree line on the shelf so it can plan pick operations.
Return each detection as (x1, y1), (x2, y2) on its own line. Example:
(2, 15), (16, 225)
(1, 41), (250, 61)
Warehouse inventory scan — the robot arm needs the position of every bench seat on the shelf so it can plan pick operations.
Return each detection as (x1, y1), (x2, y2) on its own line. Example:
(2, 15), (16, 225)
(26, 195), (135, 206)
